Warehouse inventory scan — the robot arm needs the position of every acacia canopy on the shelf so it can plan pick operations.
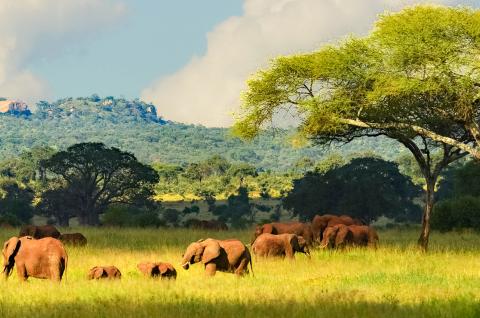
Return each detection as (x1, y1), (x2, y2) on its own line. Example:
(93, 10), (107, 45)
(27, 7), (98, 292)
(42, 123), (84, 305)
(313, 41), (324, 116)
(235, 6), (480, 154)
(233, 5), (480, 250)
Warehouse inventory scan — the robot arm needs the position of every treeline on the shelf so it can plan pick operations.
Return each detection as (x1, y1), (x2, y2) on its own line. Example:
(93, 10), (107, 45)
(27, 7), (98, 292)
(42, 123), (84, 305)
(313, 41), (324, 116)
(0, 142), (439, 228)
(0, 95), (407, 171)
(1, 140), (479, 230)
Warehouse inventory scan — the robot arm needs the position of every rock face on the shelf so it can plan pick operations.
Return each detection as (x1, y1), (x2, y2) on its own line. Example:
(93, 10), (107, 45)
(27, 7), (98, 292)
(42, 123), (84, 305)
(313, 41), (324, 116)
(0, 100), (30, 116)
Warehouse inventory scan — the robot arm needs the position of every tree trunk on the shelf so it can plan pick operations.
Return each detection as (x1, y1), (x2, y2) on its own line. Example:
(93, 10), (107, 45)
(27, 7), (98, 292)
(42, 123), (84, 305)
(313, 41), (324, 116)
(87, 211), (100, 226)
(418, 178), (436, 251)
(57, 214), (69, 227)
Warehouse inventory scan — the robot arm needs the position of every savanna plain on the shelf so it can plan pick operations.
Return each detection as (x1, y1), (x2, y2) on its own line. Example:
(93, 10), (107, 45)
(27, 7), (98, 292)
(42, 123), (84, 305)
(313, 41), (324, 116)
(0, 227), (479, 318)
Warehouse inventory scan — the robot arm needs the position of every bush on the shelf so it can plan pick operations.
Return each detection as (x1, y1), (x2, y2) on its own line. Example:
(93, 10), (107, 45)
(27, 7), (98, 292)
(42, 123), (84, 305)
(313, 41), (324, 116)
(162, 209), (180, 227)
(0, 214), (22, 226)
(432, 196), (480, 232)
(132, 210), (164, 228)
(102, 205), (162, 227)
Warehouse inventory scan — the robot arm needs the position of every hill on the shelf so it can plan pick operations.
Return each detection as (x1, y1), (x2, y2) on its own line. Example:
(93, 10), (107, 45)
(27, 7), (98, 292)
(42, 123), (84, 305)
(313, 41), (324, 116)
(0, 95), (407, 170)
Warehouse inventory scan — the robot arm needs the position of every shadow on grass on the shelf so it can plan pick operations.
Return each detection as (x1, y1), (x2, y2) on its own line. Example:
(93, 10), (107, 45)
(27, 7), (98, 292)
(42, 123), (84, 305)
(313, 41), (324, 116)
(0, 297), (479, 318)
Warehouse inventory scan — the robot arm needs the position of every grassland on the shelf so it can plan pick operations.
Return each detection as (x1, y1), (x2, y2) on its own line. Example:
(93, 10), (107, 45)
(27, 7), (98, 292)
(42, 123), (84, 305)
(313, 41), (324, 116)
(0, 227), (479, 318)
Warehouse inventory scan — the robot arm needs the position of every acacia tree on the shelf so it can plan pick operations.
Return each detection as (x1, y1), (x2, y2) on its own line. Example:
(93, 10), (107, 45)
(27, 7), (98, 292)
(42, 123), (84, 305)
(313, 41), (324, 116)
(41, 143), (159, 225)
(233, 5), (480, 250)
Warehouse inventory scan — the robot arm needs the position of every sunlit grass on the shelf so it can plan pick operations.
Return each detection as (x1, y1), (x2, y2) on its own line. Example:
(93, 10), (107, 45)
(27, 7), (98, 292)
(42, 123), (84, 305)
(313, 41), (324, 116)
(0, 227), (479, 317)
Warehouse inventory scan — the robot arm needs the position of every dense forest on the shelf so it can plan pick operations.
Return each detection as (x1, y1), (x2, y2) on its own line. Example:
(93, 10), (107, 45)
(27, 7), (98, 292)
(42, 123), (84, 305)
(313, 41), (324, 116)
(0, 95), (407, 171)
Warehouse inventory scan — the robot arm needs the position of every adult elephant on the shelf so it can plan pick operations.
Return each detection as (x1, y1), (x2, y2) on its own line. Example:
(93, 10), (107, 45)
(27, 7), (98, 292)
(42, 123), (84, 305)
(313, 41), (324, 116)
(3, 236), (68, 281)
(253, 222), (314, 246)
(19, 225), (61, 239)
(311, 214), (362, 242)
(320, 224), (379, 249)
(181, 238), (252, 276)
(252, 233), (310, 259)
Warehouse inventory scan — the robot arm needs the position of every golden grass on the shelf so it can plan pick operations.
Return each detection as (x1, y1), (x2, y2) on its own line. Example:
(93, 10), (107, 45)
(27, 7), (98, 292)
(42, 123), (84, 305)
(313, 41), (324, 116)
(0, 227), (479, 318)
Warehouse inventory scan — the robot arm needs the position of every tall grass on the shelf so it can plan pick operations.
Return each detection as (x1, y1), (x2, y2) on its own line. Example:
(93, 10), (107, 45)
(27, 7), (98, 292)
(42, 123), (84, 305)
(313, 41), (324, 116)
(0, 227), (479, 318)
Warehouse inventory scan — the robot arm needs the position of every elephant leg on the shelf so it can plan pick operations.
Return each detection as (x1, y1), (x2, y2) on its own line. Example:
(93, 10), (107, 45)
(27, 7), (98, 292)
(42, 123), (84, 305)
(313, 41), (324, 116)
(51, 266), (61, 282)
(234, 258), (248, 276)
(204, 263), (217, 276)
(16, 264), (27, 282)
(285, 246), (295, 259)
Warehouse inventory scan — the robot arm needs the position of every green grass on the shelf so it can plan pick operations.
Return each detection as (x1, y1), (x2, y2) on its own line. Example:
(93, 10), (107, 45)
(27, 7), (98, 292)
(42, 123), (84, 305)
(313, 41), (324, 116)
(0, 227), (479, 318)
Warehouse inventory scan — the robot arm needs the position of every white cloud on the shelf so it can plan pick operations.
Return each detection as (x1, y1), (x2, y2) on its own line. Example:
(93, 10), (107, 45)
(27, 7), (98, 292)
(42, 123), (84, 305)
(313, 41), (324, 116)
(0, 0), (126, 105)
(141, 0), (461, 127)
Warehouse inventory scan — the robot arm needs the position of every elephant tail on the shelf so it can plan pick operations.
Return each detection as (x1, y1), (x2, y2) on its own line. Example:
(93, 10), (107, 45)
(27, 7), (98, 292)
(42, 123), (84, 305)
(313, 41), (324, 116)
(249, 259), (254, 278)
(62, 253), (68, 282)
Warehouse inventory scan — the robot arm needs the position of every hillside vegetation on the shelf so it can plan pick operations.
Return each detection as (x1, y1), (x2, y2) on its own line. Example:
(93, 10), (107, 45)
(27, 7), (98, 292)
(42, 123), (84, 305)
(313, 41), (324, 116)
(0, 95), (406, 171)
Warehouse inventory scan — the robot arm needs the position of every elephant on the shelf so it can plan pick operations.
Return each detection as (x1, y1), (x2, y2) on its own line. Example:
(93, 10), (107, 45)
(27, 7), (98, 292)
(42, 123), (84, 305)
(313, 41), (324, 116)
(320, 224), (379, 249)
(252, 233), (310, 259)
(253, 222), (314, 246)
(87, 266), (122, 280)
(19, 225), (61, 239)
(59, 233), (87, 246)
(181, 238), (252, 276)
(137, 262), (177, 279)
(311, 214), (363, 242)
(2, 236), (68, 281)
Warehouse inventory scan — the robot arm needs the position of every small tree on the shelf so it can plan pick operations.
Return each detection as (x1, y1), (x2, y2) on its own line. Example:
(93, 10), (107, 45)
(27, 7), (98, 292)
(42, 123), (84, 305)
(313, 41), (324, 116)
(227, 163), (257, 187)
(41, 143), (159, 225)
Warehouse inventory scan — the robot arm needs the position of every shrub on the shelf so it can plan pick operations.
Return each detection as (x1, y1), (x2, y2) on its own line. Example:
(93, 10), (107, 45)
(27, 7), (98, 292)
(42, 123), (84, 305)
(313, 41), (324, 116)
(162, 208), (180, 227)
(432, 196), (480, 232)
(102, 206), (133, 227)
(132, 210), (164, 228)
(102, 205), (162, 227)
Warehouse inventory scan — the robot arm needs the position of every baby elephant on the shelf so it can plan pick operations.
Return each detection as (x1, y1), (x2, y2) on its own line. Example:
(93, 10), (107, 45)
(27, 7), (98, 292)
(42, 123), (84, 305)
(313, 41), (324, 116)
(87, 266), (122, 280)
(252, 233), (310, 259)
(182, 238), (252, 276)
(59, 233), (87, 246)
(137, 262), (177, 279)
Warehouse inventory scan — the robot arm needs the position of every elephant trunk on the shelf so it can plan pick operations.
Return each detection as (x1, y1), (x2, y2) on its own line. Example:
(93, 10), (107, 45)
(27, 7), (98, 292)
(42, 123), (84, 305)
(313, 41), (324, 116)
(181, 262), (190, 270)
(304, 249), (311, 258)
(319, 241), (329, 249)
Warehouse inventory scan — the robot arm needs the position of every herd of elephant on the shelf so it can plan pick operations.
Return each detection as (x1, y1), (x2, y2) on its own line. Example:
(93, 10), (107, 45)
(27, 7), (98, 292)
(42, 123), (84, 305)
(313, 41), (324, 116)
(1, 214), (378, 281)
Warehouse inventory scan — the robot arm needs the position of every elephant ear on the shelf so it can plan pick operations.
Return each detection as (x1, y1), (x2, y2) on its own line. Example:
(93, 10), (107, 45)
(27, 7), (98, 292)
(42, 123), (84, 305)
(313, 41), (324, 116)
(289, 234), (300, 251)
(95, 267), (106, 279)
(88, 267), (105, 279)
(3, 237), (21, 277)
(137, 263), (155, 275)
(158, 263), (172, 274)
(201, 240), (221, 264)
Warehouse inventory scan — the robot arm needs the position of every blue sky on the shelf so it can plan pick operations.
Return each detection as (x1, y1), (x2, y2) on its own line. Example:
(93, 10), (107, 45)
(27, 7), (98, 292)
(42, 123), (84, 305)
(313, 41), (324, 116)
(29, 1), (242, 100)
(1, 0), (477, 126)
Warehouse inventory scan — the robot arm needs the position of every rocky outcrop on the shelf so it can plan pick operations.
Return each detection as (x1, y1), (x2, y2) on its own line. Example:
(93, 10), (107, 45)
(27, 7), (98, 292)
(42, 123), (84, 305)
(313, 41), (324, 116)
(0, 100), (31, 116)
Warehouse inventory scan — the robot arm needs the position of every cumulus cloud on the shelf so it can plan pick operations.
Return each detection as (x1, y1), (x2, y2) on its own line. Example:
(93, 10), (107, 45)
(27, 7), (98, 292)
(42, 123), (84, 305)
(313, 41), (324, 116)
(0, 0), (126, 105)
(142, 0), (461, 127)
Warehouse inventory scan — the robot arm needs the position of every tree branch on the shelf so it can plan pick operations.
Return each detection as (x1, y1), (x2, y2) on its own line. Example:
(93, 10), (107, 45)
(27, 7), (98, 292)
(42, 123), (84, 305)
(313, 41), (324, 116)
(338, 118), (480, 158)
